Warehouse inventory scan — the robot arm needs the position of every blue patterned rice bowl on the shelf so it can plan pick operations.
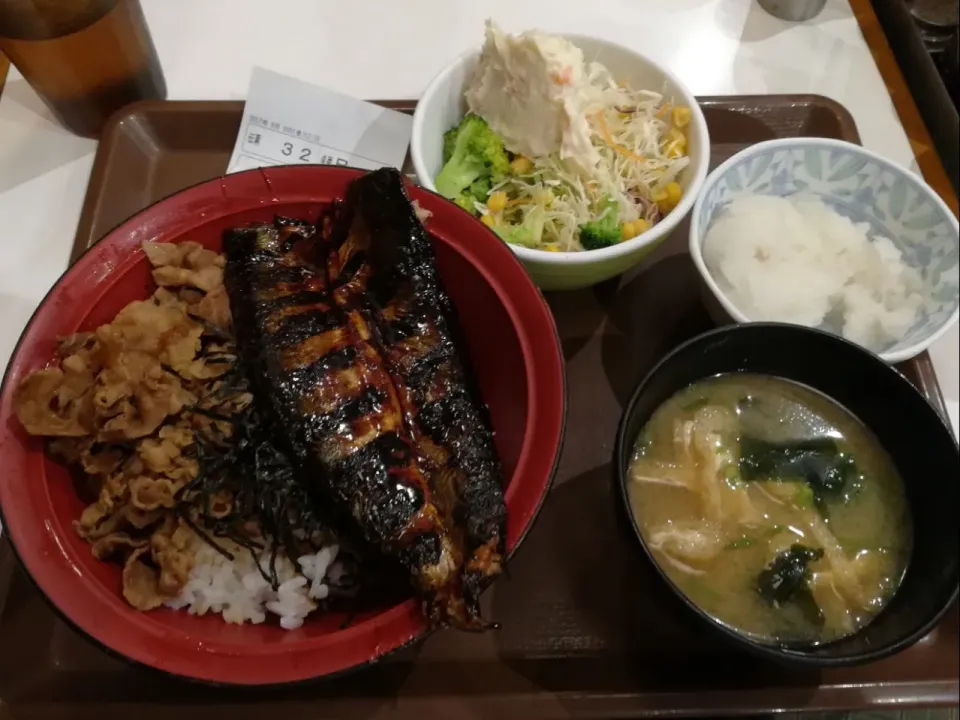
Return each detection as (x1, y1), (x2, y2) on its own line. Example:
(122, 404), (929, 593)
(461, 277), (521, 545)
(689, 137), (959, 363)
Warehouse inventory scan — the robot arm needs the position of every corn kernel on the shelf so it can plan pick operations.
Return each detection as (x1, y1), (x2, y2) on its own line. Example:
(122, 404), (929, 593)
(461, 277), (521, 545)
(544, 243), (561, 252)
(480, 213), (496, 228)
(665, 181), (683, 206)
(536, 190), (553, 207)
(671, 106), (691, 128)
(510, 156), (533, 174)
(667, 127), (686, 149)
(487, 191), (508, 213)
(652, 188), (669, 205)
(633, 218), (651, 235)
(621, 222), (636, 241)
(667, 145), (685, 159)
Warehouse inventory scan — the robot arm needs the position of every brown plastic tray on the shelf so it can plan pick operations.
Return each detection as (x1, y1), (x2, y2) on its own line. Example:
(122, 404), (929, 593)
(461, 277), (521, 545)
(1, 96), (957, 719)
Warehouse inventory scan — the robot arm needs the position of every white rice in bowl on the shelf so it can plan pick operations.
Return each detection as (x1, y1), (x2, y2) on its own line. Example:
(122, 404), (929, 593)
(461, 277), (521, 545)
(166, 538), (341, 630)
(702, 194), (925, 353)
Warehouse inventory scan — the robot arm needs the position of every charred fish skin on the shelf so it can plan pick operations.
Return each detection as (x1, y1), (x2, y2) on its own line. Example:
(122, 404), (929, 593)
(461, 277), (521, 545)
(321, 200), (489, 630)
(223, 220), (435, 551)
(327, 168), (507, 615)
(222, 219), (466, 621)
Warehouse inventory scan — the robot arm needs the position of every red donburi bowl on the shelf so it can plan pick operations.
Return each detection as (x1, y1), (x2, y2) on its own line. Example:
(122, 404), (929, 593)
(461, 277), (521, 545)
(0, 166), (565, 686)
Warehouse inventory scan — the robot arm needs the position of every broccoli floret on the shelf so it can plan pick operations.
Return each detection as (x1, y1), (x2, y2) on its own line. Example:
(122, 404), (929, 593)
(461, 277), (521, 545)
(469, 125), (511, 178)
(452, 178), (493, 216)
(468, 177), (492, 202)
(442, 126), (458, 164)
(435, 115), (510, 200)
(454, 192), (477, 215)
(490, 206), (546, 249)
(578, 197), (622, 250)
(579, 224), (621, 251)
(492, 223), (536, 248)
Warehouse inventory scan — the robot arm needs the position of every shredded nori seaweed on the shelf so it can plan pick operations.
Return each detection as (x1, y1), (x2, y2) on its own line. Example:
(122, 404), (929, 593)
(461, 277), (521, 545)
(171, 340), (338, 590)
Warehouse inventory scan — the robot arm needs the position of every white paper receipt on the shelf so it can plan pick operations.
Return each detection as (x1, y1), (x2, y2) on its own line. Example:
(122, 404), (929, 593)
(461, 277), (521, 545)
(227, 67), (413, 174)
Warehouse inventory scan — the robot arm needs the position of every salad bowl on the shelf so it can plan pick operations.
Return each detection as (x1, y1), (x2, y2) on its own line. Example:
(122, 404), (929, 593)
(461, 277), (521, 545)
(412, 34), (710, 291)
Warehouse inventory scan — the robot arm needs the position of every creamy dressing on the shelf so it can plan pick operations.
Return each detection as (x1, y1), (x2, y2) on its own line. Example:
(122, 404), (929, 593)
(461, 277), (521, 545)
(465, 21), (600, 172)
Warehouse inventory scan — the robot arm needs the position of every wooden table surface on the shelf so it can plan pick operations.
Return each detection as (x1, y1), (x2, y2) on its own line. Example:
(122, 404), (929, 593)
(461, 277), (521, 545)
(848, 0), (958, 217)
(0, 54), (8, 97)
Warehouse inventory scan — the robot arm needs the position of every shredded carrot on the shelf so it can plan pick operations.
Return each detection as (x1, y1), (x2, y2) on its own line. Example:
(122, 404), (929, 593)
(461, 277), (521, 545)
(551, 67), (573, 85)
(594, 111), (647, 164)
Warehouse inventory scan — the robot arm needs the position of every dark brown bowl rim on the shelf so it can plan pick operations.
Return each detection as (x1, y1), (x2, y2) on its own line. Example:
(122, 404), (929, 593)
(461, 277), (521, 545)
(613, 321), (960, 667)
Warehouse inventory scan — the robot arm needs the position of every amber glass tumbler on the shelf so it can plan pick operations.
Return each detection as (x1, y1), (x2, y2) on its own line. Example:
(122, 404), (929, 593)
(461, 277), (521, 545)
(0, 0), (166, 137)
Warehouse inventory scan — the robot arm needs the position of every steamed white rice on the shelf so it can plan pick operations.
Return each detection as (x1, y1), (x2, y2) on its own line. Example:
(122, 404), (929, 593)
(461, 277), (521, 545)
(702, 195), (925, 352)
(165, 539), (340, 630)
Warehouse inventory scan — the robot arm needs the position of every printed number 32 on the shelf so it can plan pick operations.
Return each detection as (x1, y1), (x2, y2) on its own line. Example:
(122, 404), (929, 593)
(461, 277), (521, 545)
(282, 142), (312, 162)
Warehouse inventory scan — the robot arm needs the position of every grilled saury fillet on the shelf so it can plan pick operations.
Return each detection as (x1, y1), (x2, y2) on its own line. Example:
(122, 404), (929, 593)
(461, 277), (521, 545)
(223, 169), (506, 629)
(326, 168), (506, 615)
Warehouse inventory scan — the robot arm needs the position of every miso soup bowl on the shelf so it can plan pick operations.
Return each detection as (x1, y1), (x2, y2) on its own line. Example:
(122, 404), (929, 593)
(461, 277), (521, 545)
(614, 322), (960, 666)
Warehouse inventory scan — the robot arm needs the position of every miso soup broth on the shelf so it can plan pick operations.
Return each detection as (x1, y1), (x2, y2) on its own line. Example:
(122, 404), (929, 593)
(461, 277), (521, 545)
(628, 373), (911, 645)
